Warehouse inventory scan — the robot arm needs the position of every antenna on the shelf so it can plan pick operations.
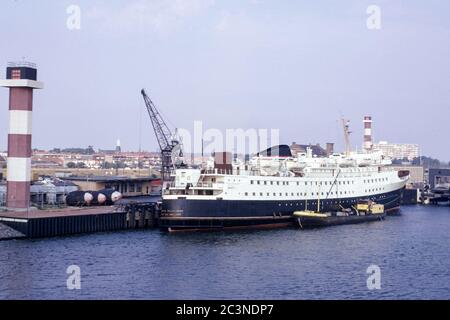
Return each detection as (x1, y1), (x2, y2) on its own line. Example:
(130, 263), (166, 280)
(138, 101), (143, 175)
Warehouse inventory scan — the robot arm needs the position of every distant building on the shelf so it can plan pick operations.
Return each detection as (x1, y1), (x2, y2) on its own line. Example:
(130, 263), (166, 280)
(390, 165), (424, 186)
(32, 151), (65, 167)
(115, 139), (122, 153)
(372, 141), (419, 161)
(290, 142), (328, 157)
(0, 155), (6, 169)
(428, 168), (450, 190)
(325, 143), (334, 156)
(98, 149), (118, 155)
(184, 154), (210, 166)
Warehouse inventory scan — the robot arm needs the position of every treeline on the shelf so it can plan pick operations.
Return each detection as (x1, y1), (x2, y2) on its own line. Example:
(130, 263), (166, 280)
(50, 146), (96, 155)
(66, 161), (128, 169)
(392, 156), (449, 168)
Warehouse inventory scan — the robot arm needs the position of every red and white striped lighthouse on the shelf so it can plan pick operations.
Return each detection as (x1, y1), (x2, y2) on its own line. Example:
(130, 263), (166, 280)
(363, 116), (373, 152)
(0, 62), (43, 210)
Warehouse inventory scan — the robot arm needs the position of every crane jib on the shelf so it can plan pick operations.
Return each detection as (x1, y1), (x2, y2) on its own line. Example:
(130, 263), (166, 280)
(141, 89), (184, 182)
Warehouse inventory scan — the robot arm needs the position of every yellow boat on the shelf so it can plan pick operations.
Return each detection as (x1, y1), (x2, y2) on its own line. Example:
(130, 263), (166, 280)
(294, 199), (386, 228)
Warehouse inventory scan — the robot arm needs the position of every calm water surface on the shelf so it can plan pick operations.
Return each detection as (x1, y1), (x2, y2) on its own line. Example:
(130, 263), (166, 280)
(0, 205), (449, 299)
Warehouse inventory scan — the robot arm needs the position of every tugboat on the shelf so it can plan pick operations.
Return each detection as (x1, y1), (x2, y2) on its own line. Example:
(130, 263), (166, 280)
(293, 199), (386, 228)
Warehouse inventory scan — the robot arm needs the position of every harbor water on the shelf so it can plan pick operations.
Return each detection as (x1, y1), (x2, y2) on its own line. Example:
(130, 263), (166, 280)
(0, 205), (449, 300)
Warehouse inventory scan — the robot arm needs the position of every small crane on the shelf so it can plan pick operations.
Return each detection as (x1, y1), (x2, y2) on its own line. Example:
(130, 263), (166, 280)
(141, 89), (184, 183)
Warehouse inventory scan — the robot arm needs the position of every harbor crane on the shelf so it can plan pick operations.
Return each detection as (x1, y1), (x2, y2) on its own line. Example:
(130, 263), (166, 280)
(141, 89), (184, 183)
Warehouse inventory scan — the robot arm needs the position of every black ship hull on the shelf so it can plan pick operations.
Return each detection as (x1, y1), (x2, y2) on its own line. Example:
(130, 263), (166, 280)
(161, 188), (404, 231)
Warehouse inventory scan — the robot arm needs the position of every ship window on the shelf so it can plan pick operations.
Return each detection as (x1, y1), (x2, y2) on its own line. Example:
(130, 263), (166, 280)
(253, 192), (256, 196)
(245, 192), (248, 196)
(280, 193), (282, 196)
(277, 181), (280, 185)
(305, 182), (307, 186)
(260, 193), (263, 196)
(286, 193), (288, 196)
(271, 181), (274, 185)
(11, 69), (21, 79)
(251, 180), (254, 184)
(267, 193), (270, 196)
(264, 181), (267, 185)
(297, 182), (299, 186)
(291, 193), (294, 196)
(257, 181), (260, 185)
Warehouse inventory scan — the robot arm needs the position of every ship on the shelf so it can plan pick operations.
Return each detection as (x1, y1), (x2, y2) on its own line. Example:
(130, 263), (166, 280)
(293, 200), (386, 228)
(160, 145), (410, 231)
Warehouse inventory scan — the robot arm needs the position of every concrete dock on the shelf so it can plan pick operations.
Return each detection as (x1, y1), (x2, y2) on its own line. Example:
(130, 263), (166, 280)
(0, 198), (160, 240)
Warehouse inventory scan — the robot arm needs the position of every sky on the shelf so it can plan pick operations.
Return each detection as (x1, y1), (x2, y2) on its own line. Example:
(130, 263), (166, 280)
(0, 0), (449, 160)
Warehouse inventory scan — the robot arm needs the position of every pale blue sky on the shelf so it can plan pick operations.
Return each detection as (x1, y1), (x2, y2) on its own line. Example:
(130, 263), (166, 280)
(0, 0), (449, 160)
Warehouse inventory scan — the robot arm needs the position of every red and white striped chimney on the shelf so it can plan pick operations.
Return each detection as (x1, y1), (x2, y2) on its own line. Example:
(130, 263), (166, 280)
(363, 116), (373, 152)
(0, 62), (43, 210)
